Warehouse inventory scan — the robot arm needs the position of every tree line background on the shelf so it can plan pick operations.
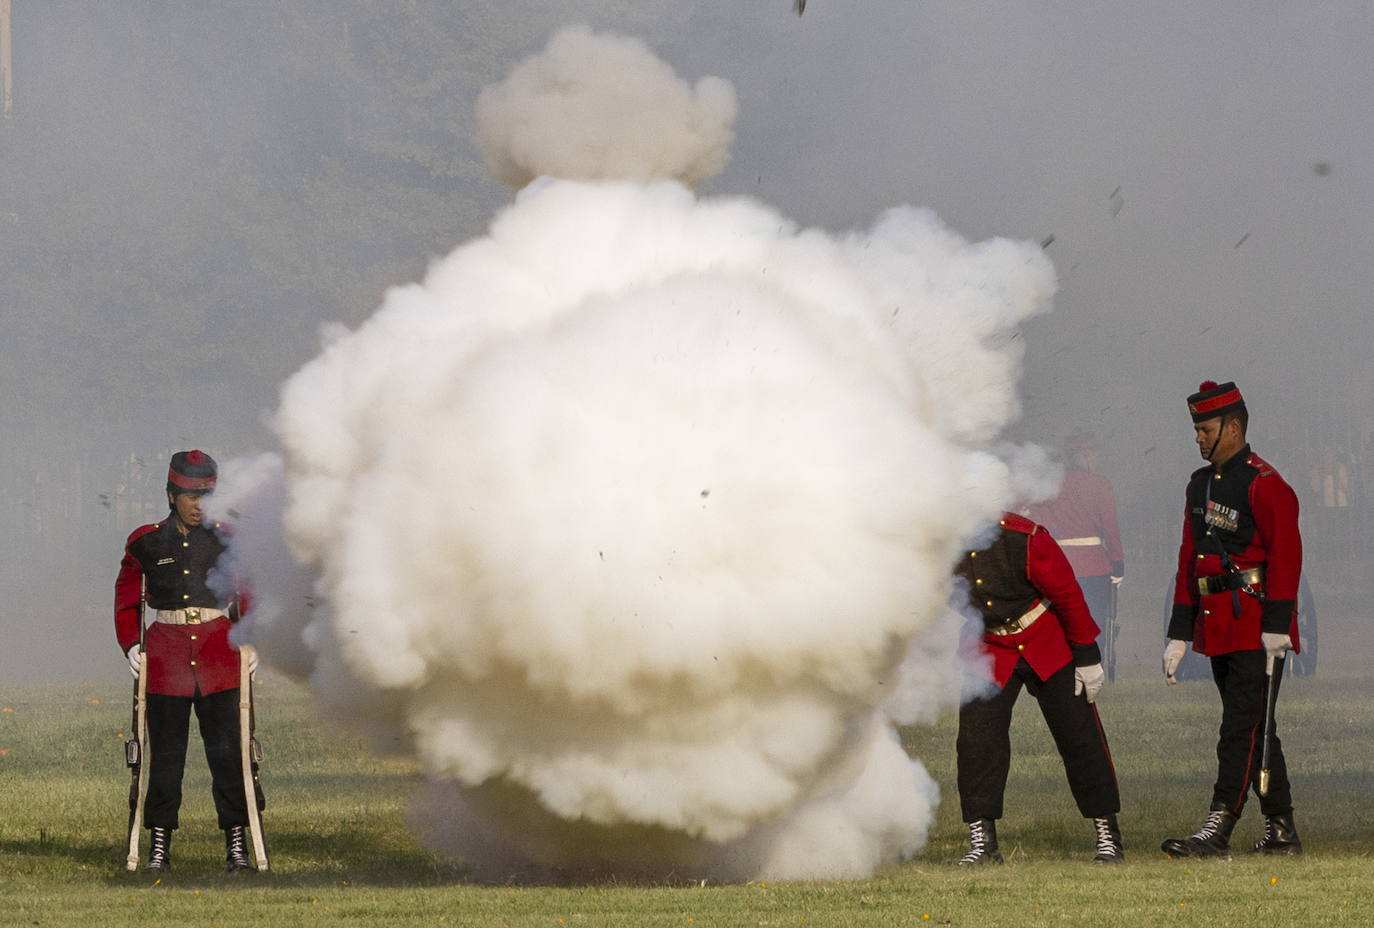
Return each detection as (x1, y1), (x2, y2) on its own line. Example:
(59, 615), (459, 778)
(3, 1), (1372, 681)
(0, 0), (685, 681)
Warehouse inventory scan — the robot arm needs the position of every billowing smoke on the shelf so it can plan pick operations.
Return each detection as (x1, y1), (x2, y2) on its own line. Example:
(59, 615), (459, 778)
(476, 25), (738, 188)
(214, 26), (1055, 881)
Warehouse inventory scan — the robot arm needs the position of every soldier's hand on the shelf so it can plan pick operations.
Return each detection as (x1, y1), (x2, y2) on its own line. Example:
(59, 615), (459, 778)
(240, 644), (260, 676)
(1162, 639), (1188, 684)
(1074, 663), (1106, 703)
(126, 645), (142, 679)
(1261, 632), (1292, 675)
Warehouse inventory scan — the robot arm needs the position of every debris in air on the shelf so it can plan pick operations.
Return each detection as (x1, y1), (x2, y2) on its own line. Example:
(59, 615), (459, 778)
(1109, 186), (1124, 217)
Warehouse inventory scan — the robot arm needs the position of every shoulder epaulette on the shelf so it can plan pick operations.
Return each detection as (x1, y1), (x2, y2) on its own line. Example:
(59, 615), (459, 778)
(999, 512), (1037, 534)
(1245, 453), (1277, 478)
(125, 521), (163, 545)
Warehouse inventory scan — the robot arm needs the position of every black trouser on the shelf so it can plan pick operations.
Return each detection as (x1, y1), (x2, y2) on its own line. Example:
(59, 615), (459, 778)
(1078, 575), (1112, 646)
(145, 688), (247, 830)
(957, 660), (1120, 822)
(1210, 649), (1292, 816)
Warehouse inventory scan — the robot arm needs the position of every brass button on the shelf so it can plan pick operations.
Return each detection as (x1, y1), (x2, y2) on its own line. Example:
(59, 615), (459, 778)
(189, 660), (197, 666)
(969, 552), (977, 558)
(183, 569), (190, 575)
(182, 594), (190, 600)
(1016, 644), (1025, 652)
(1203, 609), (1210, 616)
(975, 578), (984, 585)
(190, 635), (197, 641)
(182, 541), (189, 548)
(985, 600), (994, 608)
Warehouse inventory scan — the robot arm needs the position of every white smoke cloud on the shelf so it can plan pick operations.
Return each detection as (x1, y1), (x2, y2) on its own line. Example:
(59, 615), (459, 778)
(213, 28), (1056, 881)
(1000, 440), (1065, 510)
(476, 26), (737, 187)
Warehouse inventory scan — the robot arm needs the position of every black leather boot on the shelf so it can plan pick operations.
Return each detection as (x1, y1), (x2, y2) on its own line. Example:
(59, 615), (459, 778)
(957, 818), (1003, 865)
(1250, 813), (1303, 855)
(145, 826), (173, 873)
(1091, 814), (1125, 863)
(225, 825), (256, 872)
(1161, 808), (1238, 857)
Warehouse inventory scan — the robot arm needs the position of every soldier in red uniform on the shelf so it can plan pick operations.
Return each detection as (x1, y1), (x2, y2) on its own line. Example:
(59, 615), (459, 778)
(115, 450), (258, 872)
(1027, 432), (1125, 675)
(1160, 381), (1303, 857)
(953, 513), (1124, 865)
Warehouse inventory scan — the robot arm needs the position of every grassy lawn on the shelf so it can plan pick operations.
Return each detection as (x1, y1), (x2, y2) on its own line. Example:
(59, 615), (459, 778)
(2, 668), (1372, 927)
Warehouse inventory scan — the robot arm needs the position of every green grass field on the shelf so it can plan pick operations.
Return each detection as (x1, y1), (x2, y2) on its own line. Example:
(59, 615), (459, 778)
(3, 668), (1373, 927)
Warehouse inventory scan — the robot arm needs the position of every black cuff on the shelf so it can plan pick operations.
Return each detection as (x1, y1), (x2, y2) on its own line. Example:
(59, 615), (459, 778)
(1111, 561), (1125, 578)
(1261, 599), (1296, 635)
(1072, 643), (1103, 667)
(1167, 602), (1196, 642)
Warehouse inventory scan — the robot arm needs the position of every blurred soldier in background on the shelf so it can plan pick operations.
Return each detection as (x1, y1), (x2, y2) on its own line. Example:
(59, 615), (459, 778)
(1161, 382), (1304, 857)
(953, 513), (1124, 865)
(115, 450), (260, 873)
(1028, 432), (1125, 678)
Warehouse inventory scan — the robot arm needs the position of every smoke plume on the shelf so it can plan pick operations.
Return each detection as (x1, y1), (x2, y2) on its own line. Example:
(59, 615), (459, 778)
(215, 26), (1055, 881)
(476, 25), (737, 188)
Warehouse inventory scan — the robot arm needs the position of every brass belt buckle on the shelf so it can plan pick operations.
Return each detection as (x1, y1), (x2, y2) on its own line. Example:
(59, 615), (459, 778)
(185, 608), (201, 624)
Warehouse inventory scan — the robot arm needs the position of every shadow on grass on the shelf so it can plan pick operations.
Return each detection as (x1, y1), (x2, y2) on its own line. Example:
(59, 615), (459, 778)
(0, 833), (123, 870)
(84, 828), (479, 888)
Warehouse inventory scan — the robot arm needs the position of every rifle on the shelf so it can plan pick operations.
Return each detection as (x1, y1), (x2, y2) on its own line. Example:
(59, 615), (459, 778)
(124, 581), (150, 871)
(1258, 653), (1285, 796)
(239, 645), (270, 871)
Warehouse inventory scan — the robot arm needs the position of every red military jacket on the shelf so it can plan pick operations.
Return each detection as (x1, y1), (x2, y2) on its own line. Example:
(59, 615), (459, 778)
(1027, 469), (1124, 578)
(956, 513), (1103, 688)
(115, 517), (249, 697)
(1168, 446), (1302, 657)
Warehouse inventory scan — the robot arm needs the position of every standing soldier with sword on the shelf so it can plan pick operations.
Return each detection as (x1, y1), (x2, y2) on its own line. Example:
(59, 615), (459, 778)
(116, 450), (268, 873)
(1161, 382), (1304, 857)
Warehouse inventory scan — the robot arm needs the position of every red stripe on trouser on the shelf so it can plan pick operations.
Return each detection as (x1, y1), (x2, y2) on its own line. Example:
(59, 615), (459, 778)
(1231, 723), (1261, 815)
(1091, 704), (1119, 790)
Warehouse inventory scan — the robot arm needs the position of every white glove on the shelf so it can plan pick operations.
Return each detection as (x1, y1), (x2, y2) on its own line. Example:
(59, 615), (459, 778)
(1163, 639), (1188, 685)
(126, 645), (142, 679)
(1110, 575), (1124, 586)
(240, 644), (260, 676)
(1261, 632), (1292, 675)
(1074, 663), (1106, 703)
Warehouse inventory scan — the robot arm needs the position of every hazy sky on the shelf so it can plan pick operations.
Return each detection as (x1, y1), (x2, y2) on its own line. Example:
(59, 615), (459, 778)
(2, 1), (1370, 682)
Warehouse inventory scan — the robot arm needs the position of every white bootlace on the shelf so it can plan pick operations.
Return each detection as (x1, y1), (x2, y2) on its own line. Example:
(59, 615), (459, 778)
(147, 828), (170, 868)
(959, 821), (992, 864)
(1193, 810), (1226, 841)
(1093, 817), (1120, 857)
(227, 827), (250, 864)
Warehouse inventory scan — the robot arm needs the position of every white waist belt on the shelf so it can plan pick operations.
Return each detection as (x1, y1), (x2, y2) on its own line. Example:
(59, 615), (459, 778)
(1059, 536), (1103, 546)
(155, 607), (226, 625)
(989, 601), (1048, 636)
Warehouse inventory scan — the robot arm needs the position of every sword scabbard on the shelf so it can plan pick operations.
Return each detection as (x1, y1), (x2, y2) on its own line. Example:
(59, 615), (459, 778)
(1258, 654), (1285, 798)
